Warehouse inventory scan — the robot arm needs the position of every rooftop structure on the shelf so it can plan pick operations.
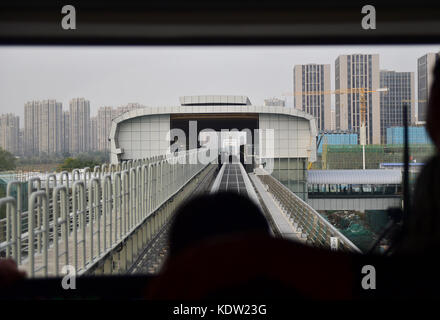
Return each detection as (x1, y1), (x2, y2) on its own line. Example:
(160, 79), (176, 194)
(179, 95), (252, 106)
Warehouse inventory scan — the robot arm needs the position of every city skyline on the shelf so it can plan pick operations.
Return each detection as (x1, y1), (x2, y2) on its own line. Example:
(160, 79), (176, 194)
(0, 45), (439, 120)
(0, 45), (439, 156)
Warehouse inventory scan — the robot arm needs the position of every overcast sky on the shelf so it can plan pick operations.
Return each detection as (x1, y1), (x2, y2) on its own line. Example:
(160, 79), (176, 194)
(0, 45), (439, 122)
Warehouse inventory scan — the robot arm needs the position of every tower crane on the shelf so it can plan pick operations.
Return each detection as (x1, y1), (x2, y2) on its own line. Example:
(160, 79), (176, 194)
(283, 87), (389, 170)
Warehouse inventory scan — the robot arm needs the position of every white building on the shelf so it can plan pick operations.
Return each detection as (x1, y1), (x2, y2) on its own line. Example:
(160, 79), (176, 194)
(110, 95), (318, 200)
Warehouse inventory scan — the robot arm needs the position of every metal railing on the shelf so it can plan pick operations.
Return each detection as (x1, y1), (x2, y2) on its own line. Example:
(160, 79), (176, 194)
(256, 170), (361, 253)
(0, 149), (212, 277)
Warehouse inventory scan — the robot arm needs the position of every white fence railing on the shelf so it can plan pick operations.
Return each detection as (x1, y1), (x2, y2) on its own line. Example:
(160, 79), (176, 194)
(256, 169), (362, 253)
(0, 149), (211, 277)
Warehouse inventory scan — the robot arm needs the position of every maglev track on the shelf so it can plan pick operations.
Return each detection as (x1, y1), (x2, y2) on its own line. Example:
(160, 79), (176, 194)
(129, 162), (260, 275)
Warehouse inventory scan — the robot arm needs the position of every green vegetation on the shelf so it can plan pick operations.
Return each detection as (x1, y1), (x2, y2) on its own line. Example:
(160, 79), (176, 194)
(313, 144), (436, 170)
(16, 153), (66, 166)
(0, 148), (16, 171)
(57, 151), (109, 171)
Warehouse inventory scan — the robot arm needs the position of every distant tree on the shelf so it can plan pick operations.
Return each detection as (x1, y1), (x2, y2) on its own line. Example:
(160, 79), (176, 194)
(0, 148), (16, 171)
(57, 156), (102, 172)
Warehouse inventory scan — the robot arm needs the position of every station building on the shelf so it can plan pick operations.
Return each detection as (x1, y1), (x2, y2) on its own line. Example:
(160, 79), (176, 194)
(109, 95), (318, 199)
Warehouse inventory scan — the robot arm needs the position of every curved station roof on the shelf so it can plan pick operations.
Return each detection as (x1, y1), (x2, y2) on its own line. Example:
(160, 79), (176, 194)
(109, 95), (318, 164)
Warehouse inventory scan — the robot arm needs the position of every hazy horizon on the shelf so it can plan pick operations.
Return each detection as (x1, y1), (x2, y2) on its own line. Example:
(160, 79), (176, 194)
(1, 44), (439, 123)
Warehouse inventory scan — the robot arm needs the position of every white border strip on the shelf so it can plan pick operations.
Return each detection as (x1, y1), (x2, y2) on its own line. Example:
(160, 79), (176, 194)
(210, 163), (226, 193)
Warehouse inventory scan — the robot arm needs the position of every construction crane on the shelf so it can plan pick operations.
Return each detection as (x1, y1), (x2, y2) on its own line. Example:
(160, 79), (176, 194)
(283, 87), (389, 170)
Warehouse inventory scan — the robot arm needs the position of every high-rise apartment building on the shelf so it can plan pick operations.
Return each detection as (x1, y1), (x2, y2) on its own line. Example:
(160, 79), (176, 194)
(335, 54), (380, 144)
(69, 98), (90, 154)
(380, 70), (415, 144)
(38, 100), (63, 155)
(417, 52), (440, 122)
(61, 111), (70, 154)
(18, 129), (24, 156)
(90, 116), (98, 151)
(97, 107), (116, 151)
(0, 113), (20, 155)
(24, 101), (40, 155)
(24, 100), (64, 155)
(293, 64), (331, 131)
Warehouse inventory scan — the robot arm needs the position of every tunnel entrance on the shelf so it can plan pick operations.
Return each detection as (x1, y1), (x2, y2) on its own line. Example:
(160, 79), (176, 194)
(170, 113), (259, 171)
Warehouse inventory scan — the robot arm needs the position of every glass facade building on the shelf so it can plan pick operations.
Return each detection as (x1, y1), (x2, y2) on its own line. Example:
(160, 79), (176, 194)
(386, 126), (432, 145)
(317, 132), (358, 153)
(379, 70), (415, 144)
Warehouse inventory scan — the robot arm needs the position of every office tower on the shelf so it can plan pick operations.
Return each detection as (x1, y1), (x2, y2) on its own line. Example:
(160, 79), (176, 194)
(38, 100), (63, 155)
(61, 111), (70, 154)
(380, 70), (415, 144)
(97, 106), (115, 151)
(335, 54), (380, 144)
(90, 116), (98, 151)
(69, 98), (91, 154)
(264, 98), (286, 107)
(0, 113), (20, 155)
(417, 52), (440, 122)
(24, 101), (40, 156)
(293, 64), (331, 131)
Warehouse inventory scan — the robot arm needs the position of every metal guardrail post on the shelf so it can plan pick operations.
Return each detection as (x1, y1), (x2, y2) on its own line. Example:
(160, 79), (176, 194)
(28, 177), (42, 254)
(159, 161), (164, 205)
(6, 181), (21, 261)
(83, 167), (91, 188)
(141, 165), (149, 221)
(72, 169), (81, 182)
(137, 166), (142, 225)
(152, 163), (157, 212)
(28, 190), (48, 277)
(122, 170), (130, 236)
(1, 197), (17, 261)
(113, 172), (122, 241)
(88, 177), (102, 262)
(94, 165), (102, 179)
(102, 174), (112, 252)
(53, 185), (69, 276)
(46, 173), (57, 195)
(103, 163), (109, 175)
(129, 168), (137, 230)
(72, 181), (86, 272)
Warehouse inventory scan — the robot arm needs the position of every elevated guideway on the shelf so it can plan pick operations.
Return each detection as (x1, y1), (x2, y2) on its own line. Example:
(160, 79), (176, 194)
(0, 153), (360, 280)
(0, 149), (218, 277)
(209, 162), (361, 253)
